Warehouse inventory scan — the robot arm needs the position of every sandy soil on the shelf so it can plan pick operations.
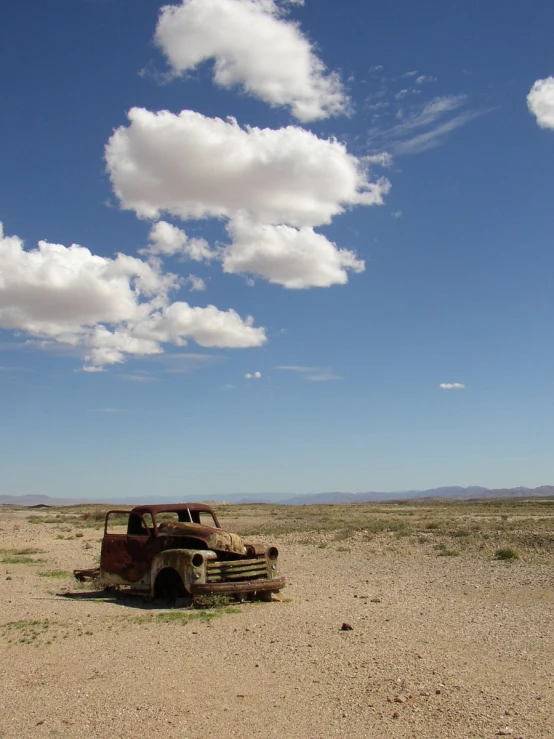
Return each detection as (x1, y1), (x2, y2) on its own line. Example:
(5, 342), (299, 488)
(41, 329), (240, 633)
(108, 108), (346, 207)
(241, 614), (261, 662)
(0, 507), (553, 739)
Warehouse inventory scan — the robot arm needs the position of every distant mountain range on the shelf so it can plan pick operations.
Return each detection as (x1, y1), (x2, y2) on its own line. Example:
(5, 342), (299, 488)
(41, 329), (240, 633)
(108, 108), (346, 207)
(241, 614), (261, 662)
(1, 486), (554, 507)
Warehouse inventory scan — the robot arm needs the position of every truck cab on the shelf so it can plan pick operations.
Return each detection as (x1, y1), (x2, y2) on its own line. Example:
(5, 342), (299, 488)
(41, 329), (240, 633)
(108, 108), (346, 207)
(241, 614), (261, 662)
(75, 503), (284, 602)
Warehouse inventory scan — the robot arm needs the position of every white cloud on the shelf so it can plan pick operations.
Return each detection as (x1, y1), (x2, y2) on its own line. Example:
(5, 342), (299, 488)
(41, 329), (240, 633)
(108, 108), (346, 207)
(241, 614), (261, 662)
(527, 77), (554, 130)
(106, 108), (389, 226)
(391, 210), (402, 218)
(183, 274), (207, 291)
(106, 108), (387, 291)
(416, 75), (436, 85)
(245, 370), (262, 379)
(439, 382), (465, 390)
(223, 216), (364, 288)
(154, 0), (347, 121)
(0, 222), (266, 370)
(143, 220), (217, 261)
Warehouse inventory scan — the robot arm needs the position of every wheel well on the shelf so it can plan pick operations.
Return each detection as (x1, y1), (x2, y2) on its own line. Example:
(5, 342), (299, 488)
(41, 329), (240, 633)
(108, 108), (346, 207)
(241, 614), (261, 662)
(154, 567), (186, 600)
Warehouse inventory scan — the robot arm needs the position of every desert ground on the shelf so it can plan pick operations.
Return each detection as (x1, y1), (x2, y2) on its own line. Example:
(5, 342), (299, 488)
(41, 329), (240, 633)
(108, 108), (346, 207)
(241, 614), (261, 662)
(0, 499), (553, 739)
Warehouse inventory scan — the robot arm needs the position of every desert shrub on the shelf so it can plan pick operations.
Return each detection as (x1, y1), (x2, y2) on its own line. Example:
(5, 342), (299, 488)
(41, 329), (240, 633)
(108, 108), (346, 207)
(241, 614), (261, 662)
(435, 543), (460, 557)
(333, 528), (355, 541)
(38, 570), (70, 578)
(192, 593), (231, 609)
(495, 548), (519, 561)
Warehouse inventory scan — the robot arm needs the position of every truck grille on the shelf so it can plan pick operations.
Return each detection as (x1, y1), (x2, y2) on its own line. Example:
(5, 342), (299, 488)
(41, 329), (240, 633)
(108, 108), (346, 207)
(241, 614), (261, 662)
(206, 557), (268, 583)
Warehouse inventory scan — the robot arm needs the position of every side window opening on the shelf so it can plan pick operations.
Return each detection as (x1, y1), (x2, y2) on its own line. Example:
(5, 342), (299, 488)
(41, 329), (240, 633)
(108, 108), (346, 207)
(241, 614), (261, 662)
(199, 511), (218, 528)
(127, 512), (153, 536)
(105, 511), (130, 535)
(189, 510), (218, 527)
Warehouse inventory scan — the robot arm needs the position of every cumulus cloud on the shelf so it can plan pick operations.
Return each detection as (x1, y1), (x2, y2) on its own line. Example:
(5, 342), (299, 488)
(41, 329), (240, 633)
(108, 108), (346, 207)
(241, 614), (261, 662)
(245, 370), (262, 379)
(154, 0), (348, 121)
(0, 222), (266, 370)
(223, 217), (364, 288)
(527, 77), (554, 130)
(143, 220), (217, 261)
(439, 382), (465, 390)
(106, 108), (388, 289)
(106, 108), (389, 226)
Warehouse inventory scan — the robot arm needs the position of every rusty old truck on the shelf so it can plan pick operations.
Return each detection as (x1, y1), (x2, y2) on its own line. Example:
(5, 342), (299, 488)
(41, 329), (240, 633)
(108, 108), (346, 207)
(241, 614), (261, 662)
(73, 503), (285, 602)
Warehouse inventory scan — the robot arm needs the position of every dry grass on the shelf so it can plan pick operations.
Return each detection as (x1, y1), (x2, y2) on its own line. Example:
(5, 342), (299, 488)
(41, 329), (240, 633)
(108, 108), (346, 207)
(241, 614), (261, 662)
(0, 547), (46, 565)
(213, 498), (554, 561)
(18, 498), (554, 563)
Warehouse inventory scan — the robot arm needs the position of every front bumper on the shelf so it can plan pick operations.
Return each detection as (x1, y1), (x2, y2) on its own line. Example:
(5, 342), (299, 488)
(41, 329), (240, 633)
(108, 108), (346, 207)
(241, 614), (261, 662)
(191, 575), (286, 596)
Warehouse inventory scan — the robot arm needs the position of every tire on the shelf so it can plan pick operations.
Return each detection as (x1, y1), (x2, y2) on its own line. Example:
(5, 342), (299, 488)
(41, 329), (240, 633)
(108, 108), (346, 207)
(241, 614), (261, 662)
(154, 568), (187, 603)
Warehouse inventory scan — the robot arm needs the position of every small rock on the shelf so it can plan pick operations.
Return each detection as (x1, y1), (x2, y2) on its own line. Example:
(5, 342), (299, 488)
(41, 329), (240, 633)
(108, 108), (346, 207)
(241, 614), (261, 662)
(392, 711), (399, 719)
(394, 696), (407, 703)
(340, 622), (353, 631)
(435, 689), (441, 695)
(496, 729), (513, 736)
(5, 576), (11, 581)
(370, 597), (381, 603)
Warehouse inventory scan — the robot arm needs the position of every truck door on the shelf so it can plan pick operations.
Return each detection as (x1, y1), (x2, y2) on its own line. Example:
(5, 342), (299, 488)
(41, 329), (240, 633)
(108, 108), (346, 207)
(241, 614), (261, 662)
(101, 511), (155, 584)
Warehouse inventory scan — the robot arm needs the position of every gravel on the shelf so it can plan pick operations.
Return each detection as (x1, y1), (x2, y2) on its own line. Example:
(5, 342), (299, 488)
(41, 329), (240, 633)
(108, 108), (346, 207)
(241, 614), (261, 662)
(0, 509), (553, 738)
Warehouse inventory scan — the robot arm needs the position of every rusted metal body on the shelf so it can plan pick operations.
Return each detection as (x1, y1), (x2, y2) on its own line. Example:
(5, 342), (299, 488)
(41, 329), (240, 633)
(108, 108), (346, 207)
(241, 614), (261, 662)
(73, 503), (285, 601)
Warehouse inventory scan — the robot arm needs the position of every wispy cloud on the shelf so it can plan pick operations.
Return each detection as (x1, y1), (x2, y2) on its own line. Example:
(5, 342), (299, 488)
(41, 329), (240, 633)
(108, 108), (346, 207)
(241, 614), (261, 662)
(93, 408), (128, 413)
(276, 365), (319, 373)
(364, 69), (482, 156)
(439, 382), (465, 390)
(393, 109), (482, 155)
(120, 373), (159, 383)
(276, 365), (342, 381)
(305, 371), (342, 382)
(144, 352), (220, 374)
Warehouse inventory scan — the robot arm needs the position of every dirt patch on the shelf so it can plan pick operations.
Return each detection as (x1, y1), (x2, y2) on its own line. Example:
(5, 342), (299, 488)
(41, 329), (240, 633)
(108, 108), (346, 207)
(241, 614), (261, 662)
(0, 501), (553, 738)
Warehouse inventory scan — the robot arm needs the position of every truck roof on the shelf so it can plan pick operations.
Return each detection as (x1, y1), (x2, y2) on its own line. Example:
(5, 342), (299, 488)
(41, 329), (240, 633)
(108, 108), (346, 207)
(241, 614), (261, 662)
(130, 503), (216, 514)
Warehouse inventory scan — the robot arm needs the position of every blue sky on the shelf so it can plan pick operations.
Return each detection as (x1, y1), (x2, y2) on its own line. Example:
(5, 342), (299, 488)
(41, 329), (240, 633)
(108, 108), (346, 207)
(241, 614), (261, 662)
(1, 0), (553, 499)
